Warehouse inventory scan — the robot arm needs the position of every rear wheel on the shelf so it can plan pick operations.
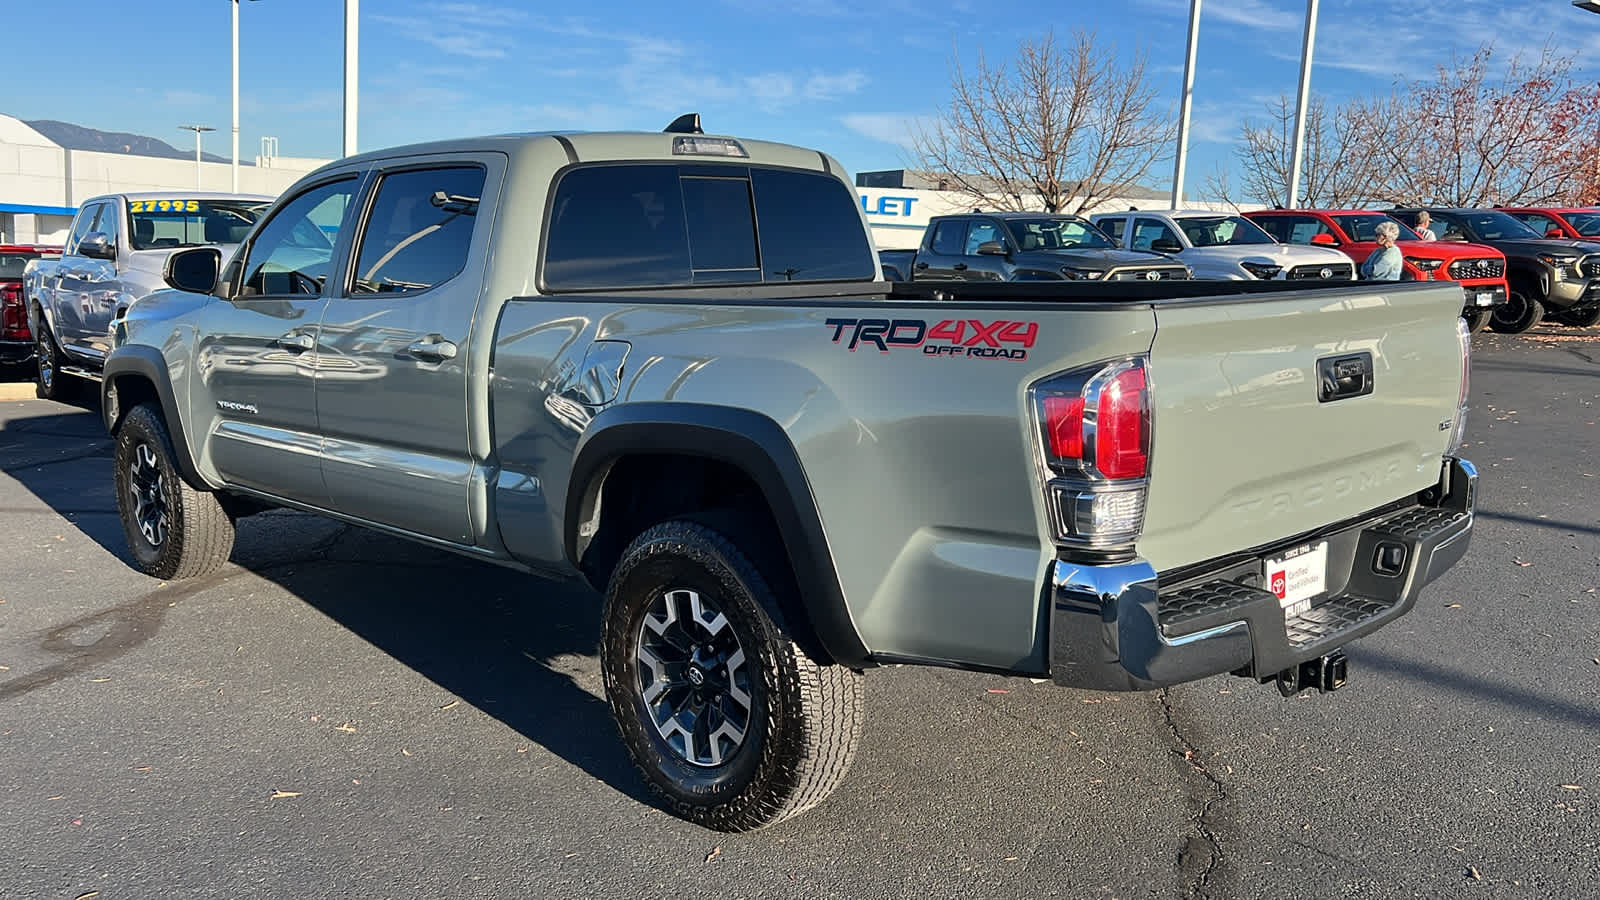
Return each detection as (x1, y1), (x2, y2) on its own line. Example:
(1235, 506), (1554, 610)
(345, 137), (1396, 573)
(600, 520), (864, 832)
(1461, 308), (1491, 333)
(114, 403), (236, 580)
(1489, 291), (1543, 334)
(1554, 305), (1600, 327)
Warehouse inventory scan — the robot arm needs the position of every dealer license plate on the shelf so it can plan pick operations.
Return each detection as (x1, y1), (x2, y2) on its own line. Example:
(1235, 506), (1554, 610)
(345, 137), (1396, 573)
(1265, 542), (1328, 618)
(1475, 292), (1496, 306)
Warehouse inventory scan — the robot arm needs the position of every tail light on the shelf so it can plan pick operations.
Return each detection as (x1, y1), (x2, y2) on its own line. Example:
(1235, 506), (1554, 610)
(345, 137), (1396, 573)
(0, 283), (29, 341)
(1031, 357), (1151, 549)
(1448, 317), (1470, 455)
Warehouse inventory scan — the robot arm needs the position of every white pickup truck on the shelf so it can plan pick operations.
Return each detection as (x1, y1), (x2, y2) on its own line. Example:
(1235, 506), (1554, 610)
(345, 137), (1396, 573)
(1090, 208), (1358, 282)
(24, 191), (271, 400)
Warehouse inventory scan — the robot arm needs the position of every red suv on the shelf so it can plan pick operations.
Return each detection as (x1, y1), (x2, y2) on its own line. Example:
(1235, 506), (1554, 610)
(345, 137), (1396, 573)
(1498, 208), (1600, 240)
(1, 244), (62, 372)
(1245, 209), (1508, 331)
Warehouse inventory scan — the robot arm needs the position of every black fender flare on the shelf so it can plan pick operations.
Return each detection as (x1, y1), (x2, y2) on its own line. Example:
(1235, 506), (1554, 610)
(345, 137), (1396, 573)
(565, 402), (871, 668)
(101, 345), (210, 490)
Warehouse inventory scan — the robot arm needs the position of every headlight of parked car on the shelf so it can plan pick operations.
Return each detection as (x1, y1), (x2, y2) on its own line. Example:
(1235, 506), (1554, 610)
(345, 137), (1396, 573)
(1060, 267), (1105, 280)
(1239, 261), (1282, 279)
(1404, 257), (1444, 279)
(1537, 253), (1579, 278)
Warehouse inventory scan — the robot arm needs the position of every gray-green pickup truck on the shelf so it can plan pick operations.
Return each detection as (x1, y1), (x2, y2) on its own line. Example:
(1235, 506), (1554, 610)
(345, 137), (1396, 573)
(98, 117), (1477, 832)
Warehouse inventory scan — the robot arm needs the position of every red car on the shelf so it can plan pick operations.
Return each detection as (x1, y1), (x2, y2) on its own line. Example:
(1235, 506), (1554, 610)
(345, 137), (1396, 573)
(1245, 209), (1509, 332)
(1499, 207), (1600, 240)
(1, 244), (63, 371)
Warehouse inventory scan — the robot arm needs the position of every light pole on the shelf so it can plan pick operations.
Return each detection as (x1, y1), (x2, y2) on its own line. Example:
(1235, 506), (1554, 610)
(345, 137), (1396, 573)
(180, 125), (216, 190)
(1286, 0), (1320, 208)
(344, 0), (358, 156)
(1169, 0), (1203, 209)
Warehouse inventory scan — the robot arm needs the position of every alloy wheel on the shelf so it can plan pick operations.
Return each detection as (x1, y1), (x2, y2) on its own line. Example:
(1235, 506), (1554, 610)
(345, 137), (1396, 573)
(36, 330), (53, 392)
(635, 588), (755, 767)
(127, 443), (169, 548)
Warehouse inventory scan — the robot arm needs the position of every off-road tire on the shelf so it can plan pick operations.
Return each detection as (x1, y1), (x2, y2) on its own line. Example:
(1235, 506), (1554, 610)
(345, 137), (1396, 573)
(113, 402), (235, 580)
(1554, 305), (1600, 328)
(600, 520), (864, 832)
(33, 316), (77, 403)
(1489, 291), (1543, 334)
(1461, 308), (1491, 334)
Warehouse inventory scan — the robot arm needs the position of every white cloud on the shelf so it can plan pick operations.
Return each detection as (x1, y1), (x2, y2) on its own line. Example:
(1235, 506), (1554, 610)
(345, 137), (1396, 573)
(840, 113), (928, 149)
(804, 71), (869, 100)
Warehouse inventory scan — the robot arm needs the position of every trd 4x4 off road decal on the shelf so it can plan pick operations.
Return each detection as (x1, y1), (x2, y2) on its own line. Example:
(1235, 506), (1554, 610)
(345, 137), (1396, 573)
(825, 318), (1038, 360)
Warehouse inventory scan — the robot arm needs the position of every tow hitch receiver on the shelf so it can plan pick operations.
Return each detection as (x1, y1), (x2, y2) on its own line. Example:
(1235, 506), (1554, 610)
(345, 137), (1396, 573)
(1275, 651), (1349, 697)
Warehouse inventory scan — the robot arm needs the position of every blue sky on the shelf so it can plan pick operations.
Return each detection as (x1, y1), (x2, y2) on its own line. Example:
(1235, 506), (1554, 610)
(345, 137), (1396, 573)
(6, 0), (1599, 194)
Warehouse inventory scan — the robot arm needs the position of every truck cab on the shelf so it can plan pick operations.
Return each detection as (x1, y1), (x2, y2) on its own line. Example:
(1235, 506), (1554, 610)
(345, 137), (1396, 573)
(1090, 209), (1356, 283)
(908, 212), (1190, 282)
(1246, 208), (1509, 332)
(25, 191), (271, 399)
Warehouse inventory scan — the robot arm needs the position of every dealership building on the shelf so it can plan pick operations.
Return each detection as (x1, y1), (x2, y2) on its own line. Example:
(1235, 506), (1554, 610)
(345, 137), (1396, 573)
(0, 113), (329, 244)
(855, 169), (1259, 250)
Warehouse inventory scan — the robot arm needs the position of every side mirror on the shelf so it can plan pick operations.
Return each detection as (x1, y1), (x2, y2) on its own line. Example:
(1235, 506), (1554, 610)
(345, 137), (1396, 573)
(1548, 228), (1568, 239)
(1310, 233), (1338, 246)
(1150, 238), (1183, 254)
(78, 233), (116, 260)
(164, 246), (222, 294)
(976, 240), (1008, 256)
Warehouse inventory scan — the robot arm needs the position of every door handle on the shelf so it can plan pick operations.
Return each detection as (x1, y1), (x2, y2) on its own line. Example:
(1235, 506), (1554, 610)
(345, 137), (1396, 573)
(953, 263), (968, 271)
(276, 332), (315, 351)
(406, 337), (458, 361)
(914, 261), (929, 270)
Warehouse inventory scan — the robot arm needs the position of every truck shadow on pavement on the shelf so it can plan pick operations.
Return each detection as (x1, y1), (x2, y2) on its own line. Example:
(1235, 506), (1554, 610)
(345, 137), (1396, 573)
(0, 403), (652, 807)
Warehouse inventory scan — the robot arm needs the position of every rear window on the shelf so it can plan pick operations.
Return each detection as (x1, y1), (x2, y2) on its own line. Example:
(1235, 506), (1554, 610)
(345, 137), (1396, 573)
(1, 251), (40, 279)
(542, 163), (875, 291)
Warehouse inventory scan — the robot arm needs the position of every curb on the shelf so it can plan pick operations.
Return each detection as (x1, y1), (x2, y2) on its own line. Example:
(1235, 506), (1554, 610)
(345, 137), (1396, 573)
(0, 381), (39, 401)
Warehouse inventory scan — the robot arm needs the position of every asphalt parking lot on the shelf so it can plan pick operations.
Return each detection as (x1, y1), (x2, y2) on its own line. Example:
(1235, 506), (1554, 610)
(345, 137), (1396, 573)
(1, 326), (1596, 900)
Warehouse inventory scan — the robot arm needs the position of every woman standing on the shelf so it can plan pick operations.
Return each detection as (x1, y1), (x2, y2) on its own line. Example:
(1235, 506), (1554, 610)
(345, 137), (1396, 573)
(1361, 221), (1404, 280)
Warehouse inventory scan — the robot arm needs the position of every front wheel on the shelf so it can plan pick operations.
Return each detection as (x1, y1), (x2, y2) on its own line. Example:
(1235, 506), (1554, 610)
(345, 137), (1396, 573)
(600, 520), (864, 832)
(113, 403), (236, 580)
(33, 317), (76, 403)
(1461, 308), (1491, 334)
(1554, 305), (1600, 327)
(1489, 291), (1544, 334)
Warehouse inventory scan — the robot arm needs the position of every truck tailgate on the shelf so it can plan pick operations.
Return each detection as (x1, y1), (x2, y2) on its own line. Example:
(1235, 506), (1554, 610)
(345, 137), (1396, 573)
(1138, 283), (1465, 573)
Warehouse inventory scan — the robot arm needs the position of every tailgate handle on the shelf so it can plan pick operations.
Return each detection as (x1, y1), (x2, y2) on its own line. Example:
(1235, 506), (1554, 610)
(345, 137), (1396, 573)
(1318, 352), (1374, 403)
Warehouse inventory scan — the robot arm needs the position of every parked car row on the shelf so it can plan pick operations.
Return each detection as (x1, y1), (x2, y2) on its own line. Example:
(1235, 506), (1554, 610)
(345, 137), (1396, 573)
(15, 191), (273, 398)
(878, 203), (1600, 336)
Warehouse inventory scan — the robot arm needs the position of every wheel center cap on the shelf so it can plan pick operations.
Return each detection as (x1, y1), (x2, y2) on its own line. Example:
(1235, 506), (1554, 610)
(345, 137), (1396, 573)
(686, 666), (706, 687)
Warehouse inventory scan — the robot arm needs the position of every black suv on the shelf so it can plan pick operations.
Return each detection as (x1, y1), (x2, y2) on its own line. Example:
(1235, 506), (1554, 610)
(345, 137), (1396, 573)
(1389, 208), (1600, 332)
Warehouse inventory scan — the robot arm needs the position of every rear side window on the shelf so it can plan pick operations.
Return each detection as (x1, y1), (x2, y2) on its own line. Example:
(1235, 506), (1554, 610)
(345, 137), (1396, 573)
(351, 165), (486, 294)
(930, 220), (966, 255)
(542, 163), (875, 290)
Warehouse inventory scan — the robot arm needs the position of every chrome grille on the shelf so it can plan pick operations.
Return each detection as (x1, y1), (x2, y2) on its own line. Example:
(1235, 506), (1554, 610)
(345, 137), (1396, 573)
(1107, 267), (1190, 281)
(1288, 263), (1353, 280)
(1449, 257), (1505, 280)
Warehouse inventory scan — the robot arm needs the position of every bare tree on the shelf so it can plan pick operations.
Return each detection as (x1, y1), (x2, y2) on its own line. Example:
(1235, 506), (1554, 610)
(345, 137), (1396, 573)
(910, 29), (1173, 215)
(1209, 94), (1395, 208)
(1222, 43), (1600, 209)
(1383, 45), (1600, 207)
